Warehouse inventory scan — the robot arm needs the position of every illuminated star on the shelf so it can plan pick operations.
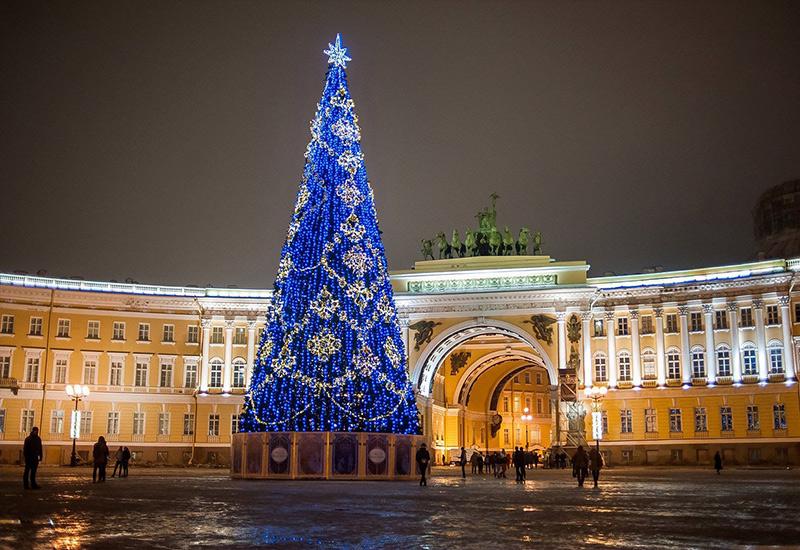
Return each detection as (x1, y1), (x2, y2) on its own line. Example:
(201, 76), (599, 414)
(324, 34), (351, 68)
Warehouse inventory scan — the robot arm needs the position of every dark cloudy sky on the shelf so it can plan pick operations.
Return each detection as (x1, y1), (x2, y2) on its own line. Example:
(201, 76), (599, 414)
(2, 1), (799, 287)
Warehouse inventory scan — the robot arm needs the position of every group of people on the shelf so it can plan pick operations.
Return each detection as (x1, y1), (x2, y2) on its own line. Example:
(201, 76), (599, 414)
(22, 427), (131, 489)
(570, 445), (604, 487)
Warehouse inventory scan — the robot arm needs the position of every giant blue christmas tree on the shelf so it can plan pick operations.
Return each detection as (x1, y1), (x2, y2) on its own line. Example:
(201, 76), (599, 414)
(239, 35), (420, 435)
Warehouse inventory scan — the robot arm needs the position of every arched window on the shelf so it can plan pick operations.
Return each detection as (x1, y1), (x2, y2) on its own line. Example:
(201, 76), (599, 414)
(618, 351), (631, 382)
(768, 341), (784, 375)
(209, 358), (223, 388)
(594, 353), (607, 382)
(742, 343), (757, 376)
(716, 345), (731, 377)
(641, 349), (656, 380)
(691, 346), (706, 379)
(666, 348), (681, 380)
(232, 358), (247, 388)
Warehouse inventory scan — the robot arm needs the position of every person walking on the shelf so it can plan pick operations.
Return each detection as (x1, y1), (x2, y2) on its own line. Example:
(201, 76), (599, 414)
(92, 436), (110, 483)
(121, 447), (131, 477)
(714, 451), (723, 475)
(470, 450), (479, 474)
(23, 426), (43, 490)
(532, 451), (539, 469)
(477, 452), (484, 475)
(111, 446), (124, 478)
(459, 447), (467, 479)
(513, 447), (525, 482)
(416, 443), (430, 486)
(498, 449), (507, 478)
(572, 446), (589, 487)
(588, 446), (604, 488)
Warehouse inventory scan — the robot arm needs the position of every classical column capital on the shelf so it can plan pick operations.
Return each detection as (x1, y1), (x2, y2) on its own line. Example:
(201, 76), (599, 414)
(225, 319), (235, 329)
(581, 311), (593, 322)
(677, 305), (689, 317)
(629, 308), (639, 320)
(247, 319), (258, 330)
(727, 302), (739, 312)
(779, 296), (791, 307)
(398, 316), (410, 328)
(701, 303), (714, 315)
(556, 311), (566, 322)
(604, 311), (616, 322)
(654, 307), (664, 318)
(752, 298), (764, 309)
(201, 318), (213, 329)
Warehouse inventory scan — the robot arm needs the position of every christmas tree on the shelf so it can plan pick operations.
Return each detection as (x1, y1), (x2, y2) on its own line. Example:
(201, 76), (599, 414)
(239, 35), (420, 435)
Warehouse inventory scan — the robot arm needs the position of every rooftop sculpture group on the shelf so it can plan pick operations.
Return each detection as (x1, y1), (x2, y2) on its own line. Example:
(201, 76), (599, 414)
(421, 194), (543, 259)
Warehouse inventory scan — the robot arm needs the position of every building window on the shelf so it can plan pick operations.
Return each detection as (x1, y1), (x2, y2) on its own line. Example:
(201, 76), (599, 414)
(667, 352), (681, 380)
(642, 350), (656, 379)
(503, 396), (509, 412)
(135, 361), (148, 387)
(641, 316), (653, 334)
(618, 352), (631, 381)
(669, 409), (682, 432)
(716, 347), (731, 377)
(766, 305), (780, 326)
(536, 398), (543, 414)
(138, 323), (150, 342)
(593, 319), (605, 337)
(233, 327), (247, 345)
(768, 346), (784, 374)
(107, 411), (120, 435)
(24, 355), (40, 383)
(666, 314), (678, 333)
(80, 411), (93, 436)
(620, 409), (632, 433)
(524, 372), (531, 384)
(133, 412), (145, 435)
(536, 373), (542, 385)
(159, 362), (173, 387)
(158, 413), (170, 435)
(83, 360), (97, 385)
(513, 375), (520, 384)
(209, 359), (223, 388)
(21, 410), (35, 433)
(28, 317), (43, 336)
(691, 349), (706, 378)
(232, 358), (246, 388)
(0, 353), (11, 378)
(690, 312), (703, 332)
(113, 322), (125, 341)
(617, 317), (629, 336)
(645, 408), (657, 433)
(0, 315), (14, 335)
(231, 414), (240, 434)
(513, 395), (520, 412)
(601, 411), (608, 435)
(110, 359), (123, 386)
(714, 310), (728, 330)
(503, 428), (509, 444)
(594, 354), (607, 382)
(746, 405), (760, 431)
(53, 358), (67, 384)
(187, 325), (199, 344)
(795, 302), (800, 323)
(740, 308), (754, 328)
(210, 327), (224, 344)
(773, 404), (787, 430)
(720, 406), (733, 432)
(57, 319), (70, 338)
(742, 346), (757, 376)
(694, 407), (707, 432)
(184, 363), (198, 388)
(208, 414), (220, 436)
(183, 413), (195, 435)
(87, 320), (100, 340)
(525, 396), (532, 412)
(163, 324), (175, 343)
(50, 409), (64, 434)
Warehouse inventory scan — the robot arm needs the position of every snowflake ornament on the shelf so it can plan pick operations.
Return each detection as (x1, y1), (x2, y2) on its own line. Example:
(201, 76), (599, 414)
(323, 34), (351, 68)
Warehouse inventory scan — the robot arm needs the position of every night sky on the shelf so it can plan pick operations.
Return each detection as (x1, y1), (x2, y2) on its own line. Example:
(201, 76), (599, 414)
(2, 1), (799, 288)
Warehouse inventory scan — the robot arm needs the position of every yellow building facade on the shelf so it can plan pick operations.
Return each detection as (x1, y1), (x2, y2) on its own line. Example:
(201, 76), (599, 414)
(1, 254), (799, 466)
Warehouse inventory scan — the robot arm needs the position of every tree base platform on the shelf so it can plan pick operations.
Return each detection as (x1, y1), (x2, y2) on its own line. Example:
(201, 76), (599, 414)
(231, 431), (428, 480)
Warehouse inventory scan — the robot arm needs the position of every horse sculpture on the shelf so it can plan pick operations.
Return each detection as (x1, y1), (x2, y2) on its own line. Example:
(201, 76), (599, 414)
(421, 239), (434, 260)
(516, 228), (530, 255)
(435, 232), (452, 260)
(464, 229), (477, 257)
(502, 226), (515, 256)
(451, 229), (466, 258)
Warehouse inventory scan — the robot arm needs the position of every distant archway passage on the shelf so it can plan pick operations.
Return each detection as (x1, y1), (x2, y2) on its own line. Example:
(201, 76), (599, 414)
(412, 319), (557, 398)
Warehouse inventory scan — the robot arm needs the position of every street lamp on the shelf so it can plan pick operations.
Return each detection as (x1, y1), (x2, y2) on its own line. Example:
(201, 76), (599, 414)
(585, 385), (607, 458)
(65, 384), (90, 466)
(521, 407), (533, 449)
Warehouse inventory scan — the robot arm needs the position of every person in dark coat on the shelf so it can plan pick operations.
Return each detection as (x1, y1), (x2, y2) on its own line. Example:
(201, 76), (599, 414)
(572, 446), (589, 487)
(416, 443), (430, 486)
(588, 447), (604, 487)
(459, 447), (467, 479)
(111, 446), (124, 477)
(23, 426), (43, 489)
(513, 447), (525, 482)
(714, 451), (723, 474)
(121, 447), (131, 477)
(92, 436), (110, 483)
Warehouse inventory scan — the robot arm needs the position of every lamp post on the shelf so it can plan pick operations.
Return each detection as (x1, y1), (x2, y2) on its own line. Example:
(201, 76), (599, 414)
(65, 384), (90, 467)
(585, 385), (607, 458)
(521, 407), (533, 449)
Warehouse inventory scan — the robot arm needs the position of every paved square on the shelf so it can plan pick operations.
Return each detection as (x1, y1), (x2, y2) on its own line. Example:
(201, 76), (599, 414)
(1, 466), (798, 548)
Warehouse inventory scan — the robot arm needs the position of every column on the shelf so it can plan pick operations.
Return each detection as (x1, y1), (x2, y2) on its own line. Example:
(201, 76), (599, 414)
(223, 320), (234, 392)
(728, 303), (742, 383)
(753, 298), (768, 382)
(246, 320), (257, 389)
(556, 312), (567, 371)
(200, 319), (211, 392)
(702, 304), (717, 383)
(678, 305), (691, 384)
(654, 307), (666, 386)
(581, 312), (593, 388)
(399, 316), (410, 358)
(605, 311), (617, 388)
(630, 309), (642, 387)
(779, 296), (796, 380)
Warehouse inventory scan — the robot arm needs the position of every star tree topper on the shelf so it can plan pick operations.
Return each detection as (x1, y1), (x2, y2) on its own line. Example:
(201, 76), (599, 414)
(324, 33), (352, 68)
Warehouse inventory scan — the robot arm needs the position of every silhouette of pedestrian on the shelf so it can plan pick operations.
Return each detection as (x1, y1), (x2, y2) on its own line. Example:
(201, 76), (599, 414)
(459, 447), (467, 479)
(588, 447), (604, 487)
(714, 451), (723, 475)
(111, 446), (124, 477)
(121, 447), (131, 477)
(416, 443), (430, 486)
(572, 446), (589, 487)
(92, 436), (109, 483)
(23, 426), (42, 490)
